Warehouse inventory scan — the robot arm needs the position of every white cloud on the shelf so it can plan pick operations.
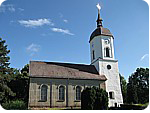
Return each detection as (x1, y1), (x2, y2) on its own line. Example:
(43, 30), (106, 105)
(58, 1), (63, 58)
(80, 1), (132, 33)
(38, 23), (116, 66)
(140, 54), (149, 61)
(0, 0), (6, 6)
(63, 19), (68, 23)
(7, 5), (15, 12)
(0, 4), (15, 12)
(18, 8), (24, 11)
(26, 43), (40, 52)
(18, 19), (54, 28)
(51, 27), (74, 35)
(59, 13), (68, 23)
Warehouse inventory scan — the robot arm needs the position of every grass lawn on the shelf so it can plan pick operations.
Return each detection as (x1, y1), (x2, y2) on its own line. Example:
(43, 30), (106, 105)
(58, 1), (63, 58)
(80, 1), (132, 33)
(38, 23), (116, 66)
(31, 107), (81, 110)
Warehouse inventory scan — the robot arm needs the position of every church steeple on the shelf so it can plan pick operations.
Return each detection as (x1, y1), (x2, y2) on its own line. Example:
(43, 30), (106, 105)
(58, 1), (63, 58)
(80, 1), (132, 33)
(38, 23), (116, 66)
(90, 3), (115, 62)
(89, 4), (123, 107)
(96, 3), (103, 27)
(89, 3), (113, 43)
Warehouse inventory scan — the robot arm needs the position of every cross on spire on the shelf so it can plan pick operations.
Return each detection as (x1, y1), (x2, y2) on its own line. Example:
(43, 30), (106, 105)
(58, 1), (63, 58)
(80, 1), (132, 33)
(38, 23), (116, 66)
(96, 3), (103, 27)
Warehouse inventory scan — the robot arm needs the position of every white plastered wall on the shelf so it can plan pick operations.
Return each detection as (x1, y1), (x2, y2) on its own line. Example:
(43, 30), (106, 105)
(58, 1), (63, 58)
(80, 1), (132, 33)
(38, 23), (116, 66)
(98, 60), (123, 107)
(90, 35), (123, 107)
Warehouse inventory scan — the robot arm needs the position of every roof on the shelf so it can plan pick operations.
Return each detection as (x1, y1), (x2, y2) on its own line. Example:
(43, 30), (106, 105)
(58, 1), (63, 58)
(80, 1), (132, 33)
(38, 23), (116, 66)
(29, 61), (107, 81)
(89, 27), (113, 42)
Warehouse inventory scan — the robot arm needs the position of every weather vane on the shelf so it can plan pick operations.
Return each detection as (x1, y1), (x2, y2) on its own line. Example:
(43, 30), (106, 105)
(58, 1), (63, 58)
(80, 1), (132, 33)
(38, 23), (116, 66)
(96, 3), (101, 11)
(96, 3), (102, 27)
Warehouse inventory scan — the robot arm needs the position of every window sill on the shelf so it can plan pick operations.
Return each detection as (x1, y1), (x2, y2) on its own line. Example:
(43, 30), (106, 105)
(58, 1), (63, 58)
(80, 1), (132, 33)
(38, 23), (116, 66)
(57, 100), (65, 102)
(110, 98), (115, 100)
(38, 100), (47, 102)
(74, 100), (81, 102)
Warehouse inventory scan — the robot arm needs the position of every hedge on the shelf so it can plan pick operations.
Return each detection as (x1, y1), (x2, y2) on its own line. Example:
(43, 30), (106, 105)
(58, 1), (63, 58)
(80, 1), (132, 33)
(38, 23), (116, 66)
(1, 100), (27, 110)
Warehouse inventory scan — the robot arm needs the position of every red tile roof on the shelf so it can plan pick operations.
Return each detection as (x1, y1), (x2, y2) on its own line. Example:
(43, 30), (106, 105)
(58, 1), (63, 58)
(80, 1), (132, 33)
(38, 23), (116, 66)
(29, 61), (107, 81)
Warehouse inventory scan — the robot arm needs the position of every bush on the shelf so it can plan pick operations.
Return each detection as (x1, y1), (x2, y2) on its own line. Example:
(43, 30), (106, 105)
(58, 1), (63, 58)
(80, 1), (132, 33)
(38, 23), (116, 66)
(141, 102), (149, 107)
(1, 100), (27, 110)
(81, 87), (108, 110)
(119, 104), (148, 110)
(94, 88), (108, 109)
(81, 87), (96, 109)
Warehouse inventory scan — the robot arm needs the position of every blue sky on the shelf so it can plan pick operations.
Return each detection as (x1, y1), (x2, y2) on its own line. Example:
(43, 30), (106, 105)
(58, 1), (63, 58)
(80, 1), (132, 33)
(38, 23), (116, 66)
(0, 0), (149, 80)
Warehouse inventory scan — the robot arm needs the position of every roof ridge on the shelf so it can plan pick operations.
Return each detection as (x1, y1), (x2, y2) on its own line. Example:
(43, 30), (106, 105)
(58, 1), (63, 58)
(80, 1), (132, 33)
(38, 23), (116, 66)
(30, 60), (91, 66)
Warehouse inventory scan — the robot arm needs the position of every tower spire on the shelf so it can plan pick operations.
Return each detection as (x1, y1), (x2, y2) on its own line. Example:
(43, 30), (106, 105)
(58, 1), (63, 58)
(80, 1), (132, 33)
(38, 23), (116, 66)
(96, 3), (103, 27)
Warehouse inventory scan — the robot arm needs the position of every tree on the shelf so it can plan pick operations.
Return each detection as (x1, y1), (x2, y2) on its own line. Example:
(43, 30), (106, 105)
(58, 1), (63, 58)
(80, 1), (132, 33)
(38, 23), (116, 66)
(127, 68), (149, 104)
(127, 77), (138, 104)
(8, 64), (29, 103)
(120, 74), (127, 103)
(81, 87), (96, 110)
(21, 64), (29, 78)
(0, 38), (15, 104)
(94, 88), (108, 110)
(81, 87), (108, 110)
(0, 38), (29, 109)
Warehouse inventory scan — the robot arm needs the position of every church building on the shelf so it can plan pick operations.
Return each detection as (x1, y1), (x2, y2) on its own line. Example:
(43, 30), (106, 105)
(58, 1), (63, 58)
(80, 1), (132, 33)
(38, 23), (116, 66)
(28, 4), (123, 109)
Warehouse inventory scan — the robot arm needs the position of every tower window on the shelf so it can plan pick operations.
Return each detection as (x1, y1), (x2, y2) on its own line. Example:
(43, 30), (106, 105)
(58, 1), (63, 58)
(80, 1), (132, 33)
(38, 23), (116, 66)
(92, 50), (95, 60)
(105, 47), (110, 57)
(107, 65), (111, 70)
(109, 91), (115, 99)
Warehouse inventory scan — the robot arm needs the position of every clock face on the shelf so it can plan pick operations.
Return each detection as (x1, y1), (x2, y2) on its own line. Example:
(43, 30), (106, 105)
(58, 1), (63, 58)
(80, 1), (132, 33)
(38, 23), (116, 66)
(104, 39), (110, 44)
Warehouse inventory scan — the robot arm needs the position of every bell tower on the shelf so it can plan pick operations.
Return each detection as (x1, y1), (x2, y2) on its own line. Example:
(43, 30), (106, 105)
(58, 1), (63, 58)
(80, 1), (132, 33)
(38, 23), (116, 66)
(89, 4), (123, 107)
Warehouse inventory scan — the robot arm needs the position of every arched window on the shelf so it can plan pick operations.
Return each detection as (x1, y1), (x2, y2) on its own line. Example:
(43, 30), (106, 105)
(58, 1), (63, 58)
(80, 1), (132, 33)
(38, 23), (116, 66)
(109, 91), (115, 99)
(76, 86), (81, 100)
(106, 47), (110, 57)
(59, 85), (65, 101)
(92, 50), (95, 60)
(41, 85), (48, 101)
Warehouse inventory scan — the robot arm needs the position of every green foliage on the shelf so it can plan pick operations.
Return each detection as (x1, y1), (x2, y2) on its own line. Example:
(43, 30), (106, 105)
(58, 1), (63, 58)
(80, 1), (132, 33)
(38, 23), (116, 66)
(143, 102), (149, 107)
(0, 37), (29, 109)
(8, 64), (29, 103)
(81, 87), (96, 109)
(21, 64), (29, 74)
(127, 68), (149, 104)
(2, 100), (27, 110)
(120, 74), (127, 103)
(81, 87), (108, 110)
(119, 103), (148, 110)
(127, 82), (138, 104)
(0, 38), (15, 104)
(94, 88), (108, 109)
(0, 38), (10, 72)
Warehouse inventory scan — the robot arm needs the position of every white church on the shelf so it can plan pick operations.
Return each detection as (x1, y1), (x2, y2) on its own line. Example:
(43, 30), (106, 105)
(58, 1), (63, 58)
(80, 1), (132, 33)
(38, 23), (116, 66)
(28, 4), (123, 109)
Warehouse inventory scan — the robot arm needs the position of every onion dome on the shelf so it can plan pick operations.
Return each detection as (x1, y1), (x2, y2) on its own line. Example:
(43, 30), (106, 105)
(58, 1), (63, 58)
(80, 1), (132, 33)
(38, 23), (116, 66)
(89, 6), (113, 42)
